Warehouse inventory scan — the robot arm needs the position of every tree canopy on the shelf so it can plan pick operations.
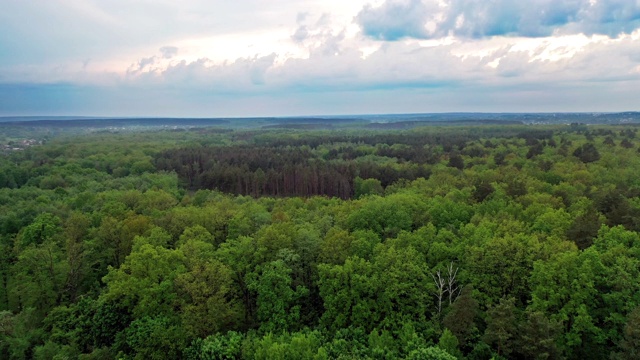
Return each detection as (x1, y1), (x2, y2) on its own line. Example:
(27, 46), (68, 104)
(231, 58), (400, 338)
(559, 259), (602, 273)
(1, 123), (640, 359)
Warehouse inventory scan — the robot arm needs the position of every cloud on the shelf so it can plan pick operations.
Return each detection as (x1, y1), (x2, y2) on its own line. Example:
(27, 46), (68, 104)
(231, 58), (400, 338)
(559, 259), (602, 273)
(127, 56), (157, 74)
(151, 53), (279, 91)
(572, 0), (640, 36)
(108, 27), (640, 104)
(291, 26), (309, 42)
(296, 12), (309, 24)
(437, 0), (584, 38)
(160, 46), (179, 59)
(3, 31), (640, 117)
(356, 0), (640, 40)
(356, 0), (435, 40)
(2, 0), (640, 116)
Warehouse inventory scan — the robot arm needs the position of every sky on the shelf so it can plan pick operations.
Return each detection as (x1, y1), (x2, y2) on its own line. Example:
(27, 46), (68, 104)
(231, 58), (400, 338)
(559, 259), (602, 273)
(1, 0), (640, 117)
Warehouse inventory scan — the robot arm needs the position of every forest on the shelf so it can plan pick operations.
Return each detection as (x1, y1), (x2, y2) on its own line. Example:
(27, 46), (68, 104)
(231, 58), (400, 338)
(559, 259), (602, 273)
(1, 122), (640, 359)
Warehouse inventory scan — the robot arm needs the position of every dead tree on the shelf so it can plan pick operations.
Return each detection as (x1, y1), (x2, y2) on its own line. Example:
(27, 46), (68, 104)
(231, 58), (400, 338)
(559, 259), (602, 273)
(446, 262), (461, 305)
(432, 262), (462, 317)
(431, 269), (446, 316)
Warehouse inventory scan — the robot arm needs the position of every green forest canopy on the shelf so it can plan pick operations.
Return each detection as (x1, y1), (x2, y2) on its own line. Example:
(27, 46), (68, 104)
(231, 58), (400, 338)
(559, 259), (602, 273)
(1, 124), (640, 359)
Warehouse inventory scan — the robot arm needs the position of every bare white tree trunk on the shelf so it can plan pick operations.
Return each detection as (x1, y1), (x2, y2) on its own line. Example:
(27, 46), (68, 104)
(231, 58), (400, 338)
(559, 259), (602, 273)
(431, 269), (446, 316)
(446, 262), (461, 305)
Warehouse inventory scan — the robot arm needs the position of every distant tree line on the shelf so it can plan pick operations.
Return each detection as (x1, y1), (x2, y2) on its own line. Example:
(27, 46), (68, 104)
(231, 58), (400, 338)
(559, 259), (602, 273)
(154, 145), (432, 199)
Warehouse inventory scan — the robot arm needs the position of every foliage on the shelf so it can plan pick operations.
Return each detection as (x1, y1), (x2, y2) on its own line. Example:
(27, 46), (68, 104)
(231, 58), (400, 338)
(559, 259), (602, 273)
(0, 124), (639, 359)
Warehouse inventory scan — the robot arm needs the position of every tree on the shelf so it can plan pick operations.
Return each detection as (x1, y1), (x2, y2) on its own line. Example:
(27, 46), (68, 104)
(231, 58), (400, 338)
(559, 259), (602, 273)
(526, 143), (544, 159)
(431, 262), (463, 318)
(529, 250), (606, 357)
(517, 310), (561, 360)
(184, 331), (244, 360)
(443, 285), (479, 350)
(347, 196), (414, 239)
(318, 257), (377, 333)
(215, 235), (261, 328)
(177, 225), (214, 247)
(373, 246), (431, 332)
(175, 239), (239, 338)
(472, 181), (494, 203)
(248, 260), (308, 334)
(319, 228), (354, 265)
(124, 316), (187, 360)
(603, 136), (616, 146)
(101, 239), (186, 319)
(62, 212), (91, 303)
(92, 298), (132, 349)
(466, 234), (540, 307)
(483, 297), (517, 357)
(406, 346), (457, 360)
(566, 207), (603, 250)
(246, 331), (326, 360)
(621, 138), (634, 149)
(354, 177), (384, 198)
(16, 213), (61, 249)
(95, 215), (152, 269)
(613, 306), (640, 360)
(431, 269), (446, 318)
(448, 154), (464, 170)
(428, 196), (473, 230)
(573, 143), (600, 163)
(9, 240), (68, 316)
(438, 329), (462, 359)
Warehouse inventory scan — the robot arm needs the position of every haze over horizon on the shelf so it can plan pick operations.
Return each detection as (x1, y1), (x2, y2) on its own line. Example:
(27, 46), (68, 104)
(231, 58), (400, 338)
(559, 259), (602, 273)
(2, 1), (640, 117)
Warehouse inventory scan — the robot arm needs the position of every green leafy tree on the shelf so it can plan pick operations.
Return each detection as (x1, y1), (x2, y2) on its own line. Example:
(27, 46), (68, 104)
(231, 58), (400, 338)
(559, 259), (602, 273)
(443, 285), (479, 350)
(347, 196), (413, 239)
(319, 228), (354, 265)
(517, 310), (561, 360)
(216, 236), (261, 328)
(573, 143), (600, 163)
(612, 306), (640, 360)
(438, 329), (462, 359)
(448, 154), (464, 170)
(406, 346), (457, 360)
(175, 240), (239, 337)
(354, 177), (384, 198)
(17, 213), (61, 249)
(124, 316), (187, 360)
(566, 207), (603, 250)
(9, 240), (68, 317)
(368, 328), (398, 359)
(247, 331), (326, 360)
(94, 215), (152, 269)
(91, 298), (132, 349)
(102, 238), (186, 319)
(248, 260), (308, 334)
(318, 257), (377, 333)
(61, 212), (91, 303)
(483, 297), (517, 357)
(466, 234), (540, 306)
(184, 331), (244, 360)
(529, 250), (605, 357)
(372, 246), (432, 332)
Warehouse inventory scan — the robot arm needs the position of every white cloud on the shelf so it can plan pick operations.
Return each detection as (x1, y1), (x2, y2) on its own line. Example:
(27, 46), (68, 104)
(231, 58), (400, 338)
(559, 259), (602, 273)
(356, 0), (640, 39)
(1, 0), (640, 115)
